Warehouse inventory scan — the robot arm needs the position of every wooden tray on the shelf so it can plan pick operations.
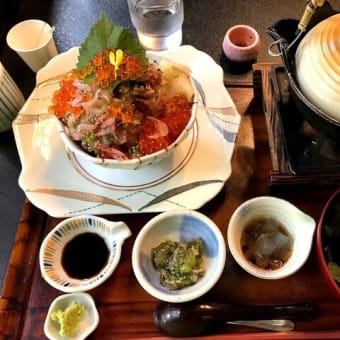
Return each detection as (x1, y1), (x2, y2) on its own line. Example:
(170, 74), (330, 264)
(1, 66), (340, 339)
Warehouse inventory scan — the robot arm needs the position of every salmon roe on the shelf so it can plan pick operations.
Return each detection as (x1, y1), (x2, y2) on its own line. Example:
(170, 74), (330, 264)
(138, 95), (192, 155)
(78, 48), (148, 88)
(161, 94), (192, 140)
(49, 48), (151, 119)
(48, 72), (83, 118)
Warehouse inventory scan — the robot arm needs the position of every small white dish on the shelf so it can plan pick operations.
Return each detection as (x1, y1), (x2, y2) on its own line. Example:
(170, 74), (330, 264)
(132, 209), (226, 303)
(44, 292), (99, 340)
(227, 196), (316, 280)
(39, 215), (131, 292)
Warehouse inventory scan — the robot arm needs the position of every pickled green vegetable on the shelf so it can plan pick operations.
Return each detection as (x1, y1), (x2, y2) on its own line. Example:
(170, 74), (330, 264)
(151, 238), (205, 290)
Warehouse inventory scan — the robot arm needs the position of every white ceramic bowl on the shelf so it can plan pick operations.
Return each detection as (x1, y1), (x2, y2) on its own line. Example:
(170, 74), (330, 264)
(44, 292), (99, 340)
(296, 13), (340, 122)
(56, 53), (197, 170)
(227, 196), (316, 280)
(39, 215), (131, 292)
(132, 210), (226, 303)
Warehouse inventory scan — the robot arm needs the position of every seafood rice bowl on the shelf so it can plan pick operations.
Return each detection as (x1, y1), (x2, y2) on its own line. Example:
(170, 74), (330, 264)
(50, 45), (197, 170)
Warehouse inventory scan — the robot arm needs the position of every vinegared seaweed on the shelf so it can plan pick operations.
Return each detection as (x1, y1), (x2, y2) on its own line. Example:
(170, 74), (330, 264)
(151, 238), (205, 290)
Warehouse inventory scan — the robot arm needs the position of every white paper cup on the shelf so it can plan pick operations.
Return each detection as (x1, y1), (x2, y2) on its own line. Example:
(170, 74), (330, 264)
(6, 19), (58, 72)
(0, 63), (25, 132)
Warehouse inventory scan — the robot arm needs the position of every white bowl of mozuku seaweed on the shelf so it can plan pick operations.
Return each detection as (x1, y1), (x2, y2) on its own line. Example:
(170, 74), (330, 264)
(132, 210), (226, 303)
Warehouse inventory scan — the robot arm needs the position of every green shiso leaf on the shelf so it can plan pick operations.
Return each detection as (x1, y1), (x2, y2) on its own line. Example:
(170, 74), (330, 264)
(76, 12), (146, 70)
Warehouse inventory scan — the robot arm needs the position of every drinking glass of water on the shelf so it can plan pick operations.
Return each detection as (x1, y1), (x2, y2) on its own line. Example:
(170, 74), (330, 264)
(127, 0), (184, 51)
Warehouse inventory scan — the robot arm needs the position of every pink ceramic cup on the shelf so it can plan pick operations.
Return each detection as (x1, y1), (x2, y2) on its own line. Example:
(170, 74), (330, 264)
(222, 25), (260, 63)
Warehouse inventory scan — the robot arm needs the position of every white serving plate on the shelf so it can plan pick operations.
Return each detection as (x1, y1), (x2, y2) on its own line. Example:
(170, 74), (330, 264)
(13, 45), (240, 217)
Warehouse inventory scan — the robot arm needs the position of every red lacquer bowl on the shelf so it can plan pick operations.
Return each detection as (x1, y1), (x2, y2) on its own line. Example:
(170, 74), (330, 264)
(316, 188), (340, 299)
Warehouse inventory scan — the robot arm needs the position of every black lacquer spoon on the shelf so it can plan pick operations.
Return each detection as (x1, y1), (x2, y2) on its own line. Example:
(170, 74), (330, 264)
(154, 301), (317, 337)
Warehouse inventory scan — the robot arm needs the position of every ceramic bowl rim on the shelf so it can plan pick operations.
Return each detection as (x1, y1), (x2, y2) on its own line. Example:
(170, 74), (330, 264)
(132, 209), (226, 302)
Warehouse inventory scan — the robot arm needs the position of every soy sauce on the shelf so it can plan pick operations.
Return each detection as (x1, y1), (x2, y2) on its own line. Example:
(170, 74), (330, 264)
(62, 232), (109, 279)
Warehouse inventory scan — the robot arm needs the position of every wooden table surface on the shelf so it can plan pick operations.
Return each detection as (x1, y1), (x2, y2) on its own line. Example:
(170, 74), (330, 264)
(0, 65), (339, 339)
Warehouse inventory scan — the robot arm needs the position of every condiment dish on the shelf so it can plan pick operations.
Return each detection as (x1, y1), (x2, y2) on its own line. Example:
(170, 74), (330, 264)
(132, 209), (226, 303)
(316, 188), (340, 299)
(227, 196), (316, 280)
(39, 215), (131, 292)
(44, 292), (99, 340)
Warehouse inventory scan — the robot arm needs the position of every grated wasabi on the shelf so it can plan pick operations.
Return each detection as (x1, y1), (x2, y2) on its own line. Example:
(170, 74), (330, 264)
(51, 300), (86, 337)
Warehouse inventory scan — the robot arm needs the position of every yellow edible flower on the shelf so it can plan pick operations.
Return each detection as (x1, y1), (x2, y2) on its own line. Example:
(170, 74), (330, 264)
(109, 49), (124, 79)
